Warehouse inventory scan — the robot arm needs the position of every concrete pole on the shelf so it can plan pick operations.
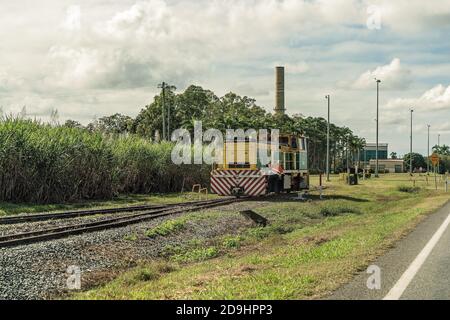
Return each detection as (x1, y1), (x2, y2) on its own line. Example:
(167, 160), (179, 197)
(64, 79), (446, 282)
(427, 125), (430, 174)
(438, 134), (441, 174)
(326, 95), (330, 182)
(375, 79), (381, 177)
(410, 109), (414, 175)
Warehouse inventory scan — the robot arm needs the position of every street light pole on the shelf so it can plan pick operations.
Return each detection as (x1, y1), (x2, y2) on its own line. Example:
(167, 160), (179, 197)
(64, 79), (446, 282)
(325, 95), (330, 182)
(375, 79), (381, 177)
(427, 124), (430, 174)
(438, 133), (441, 174)
(410, 109), (414, 175)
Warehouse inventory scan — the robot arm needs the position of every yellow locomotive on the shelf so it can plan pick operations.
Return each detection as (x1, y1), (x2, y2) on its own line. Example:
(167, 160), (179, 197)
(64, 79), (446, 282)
(211, 133), (309, 197)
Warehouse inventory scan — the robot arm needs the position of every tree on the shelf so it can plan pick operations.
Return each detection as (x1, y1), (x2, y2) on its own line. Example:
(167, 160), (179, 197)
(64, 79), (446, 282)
(133, 87), (177, 138)
(439, 155), (450, 174)
(63, 120), (83, 129)
(403, 153), (427, 172)
(96, 113), (133, 134)
(131, 84), (365, 171)
(432, 144), (450, 156)
(390, 152), (398, 159)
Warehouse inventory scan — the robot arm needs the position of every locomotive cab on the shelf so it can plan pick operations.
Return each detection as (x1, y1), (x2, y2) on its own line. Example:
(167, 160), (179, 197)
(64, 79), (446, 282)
(210, 133), (309, 197)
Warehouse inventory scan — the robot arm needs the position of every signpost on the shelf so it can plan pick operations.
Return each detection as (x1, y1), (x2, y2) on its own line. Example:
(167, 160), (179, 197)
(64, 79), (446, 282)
(429, 153), (440, 190)
(430, 153), (439, 166)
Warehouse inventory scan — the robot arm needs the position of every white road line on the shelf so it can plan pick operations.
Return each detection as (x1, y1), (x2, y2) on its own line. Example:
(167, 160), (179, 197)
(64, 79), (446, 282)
(383, 212), (450, 300)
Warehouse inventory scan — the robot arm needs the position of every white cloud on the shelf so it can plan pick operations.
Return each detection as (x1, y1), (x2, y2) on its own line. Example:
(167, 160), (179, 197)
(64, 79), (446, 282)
(378, 0), (450, 32)
(285, 62), (310, 74)
(62, 5), (82, 31)
(384, 84), (450, 111)
(0, 70), (24, 91)
(1, 0), (450, 154)
(350, 58), (411, 90)
(48, 0), (383, 90)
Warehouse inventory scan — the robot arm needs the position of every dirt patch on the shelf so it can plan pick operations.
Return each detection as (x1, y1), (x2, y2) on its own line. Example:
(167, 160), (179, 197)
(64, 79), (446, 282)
(304, 236), (331, 246)
(376, 195), (403, 202)
(233, 264), (258, 276)
(81, 268), (123, 290)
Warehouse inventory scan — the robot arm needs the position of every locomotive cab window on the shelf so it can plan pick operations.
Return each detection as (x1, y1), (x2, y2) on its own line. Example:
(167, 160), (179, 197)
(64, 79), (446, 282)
(279, 136), (289, 146)
(291, 136), (298, 149)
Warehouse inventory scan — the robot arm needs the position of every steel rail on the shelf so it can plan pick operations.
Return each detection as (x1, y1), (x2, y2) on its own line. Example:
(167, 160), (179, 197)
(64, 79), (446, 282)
(0, 198), (238, 248)
(0, 199), (228, 225)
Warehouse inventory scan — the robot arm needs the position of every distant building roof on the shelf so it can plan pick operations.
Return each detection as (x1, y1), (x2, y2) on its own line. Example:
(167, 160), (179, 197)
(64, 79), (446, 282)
(365, 143), (388, 147)
(369, 159), (404, 162)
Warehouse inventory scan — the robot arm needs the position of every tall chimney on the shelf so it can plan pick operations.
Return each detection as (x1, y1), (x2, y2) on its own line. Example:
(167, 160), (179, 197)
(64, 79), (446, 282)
(274, 66), (285, 115)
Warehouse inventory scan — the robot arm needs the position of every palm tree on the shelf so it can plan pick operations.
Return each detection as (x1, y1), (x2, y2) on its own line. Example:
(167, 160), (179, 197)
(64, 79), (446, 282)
(432, 144), (450, 156)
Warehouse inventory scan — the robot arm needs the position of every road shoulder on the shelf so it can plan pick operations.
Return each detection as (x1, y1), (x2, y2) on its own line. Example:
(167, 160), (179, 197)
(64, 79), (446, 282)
(328, 200), (450, 300)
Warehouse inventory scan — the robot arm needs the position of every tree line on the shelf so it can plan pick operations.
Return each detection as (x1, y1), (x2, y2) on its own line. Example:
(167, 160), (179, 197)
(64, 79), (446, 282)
(403, 144), (450, 174)
(63, 85), (366, 173)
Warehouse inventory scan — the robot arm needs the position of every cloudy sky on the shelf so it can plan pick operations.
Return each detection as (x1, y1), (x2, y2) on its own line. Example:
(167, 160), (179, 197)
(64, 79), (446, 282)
(1, 0), (449, 155)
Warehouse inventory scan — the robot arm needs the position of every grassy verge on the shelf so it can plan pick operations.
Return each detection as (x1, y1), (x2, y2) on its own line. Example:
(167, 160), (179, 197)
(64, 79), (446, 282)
(74, 174), (449, 300)
(0, 192), (219, 217)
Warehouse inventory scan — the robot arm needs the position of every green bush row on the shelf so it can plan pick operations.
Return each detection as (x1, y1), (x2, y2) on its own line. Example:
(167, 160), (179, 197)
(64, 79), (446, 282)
(0, 118), (209, 203)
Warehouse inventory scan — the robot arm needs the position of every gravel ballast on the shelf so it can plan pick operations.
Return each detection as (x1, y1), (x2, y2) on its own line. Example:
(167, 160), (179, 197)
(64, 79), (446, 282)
(0, 200), (269, 299)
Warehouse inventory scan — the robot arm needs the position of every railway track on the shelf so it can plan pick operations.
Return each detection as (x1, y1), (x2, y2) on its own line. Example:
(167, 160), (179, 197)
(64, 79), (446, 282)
(0, 198), (239, 248)
(0, 199), (226, 225)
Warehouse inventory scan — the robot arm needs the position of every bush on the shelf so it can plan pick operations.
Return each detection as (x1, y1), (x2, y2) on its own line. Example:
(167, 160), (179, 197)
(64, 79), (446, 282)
(146, 218), (187, 238)
(397, 185), (421, 193)
(173, 247), (219, 263)
(222, 236), (242, 249)
(0, 118), (210, 203)
(319, 205), (360, 217)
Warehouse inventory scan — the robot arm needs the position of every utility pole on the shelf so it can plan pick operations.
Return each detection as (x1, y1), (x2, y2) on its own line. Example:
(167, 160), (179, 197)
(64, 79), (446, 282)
(158, 82), (167, 140)
(157, 82), (176, 140)
(427, 124), (430, 174)
(410, 109), (414, 175)
(325, 95), (330, 182)
(375, 78), (381, 178)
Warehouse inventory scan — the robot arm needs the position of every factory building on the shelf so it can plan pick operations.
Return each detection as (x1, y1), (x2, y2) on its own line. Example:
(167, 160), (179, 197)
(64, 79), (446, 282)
(359, 143), (388, 162)
(368, 159), (404, 173)
(359, 143), (404, 173)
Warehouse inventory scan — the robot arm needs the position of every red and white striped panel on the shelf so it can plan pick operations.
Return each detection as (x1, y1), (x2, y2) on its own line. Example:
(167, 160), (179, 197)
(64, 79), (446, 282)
(211, 170), (267, 196)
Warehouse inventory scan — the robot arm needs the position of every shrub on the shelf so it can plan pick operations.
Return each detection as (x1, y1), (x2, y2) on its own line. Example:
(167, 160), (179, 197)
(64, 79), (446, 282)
(319, 205), (360, 217)
(146, 218), (187, 238)
(397, 185), (421, 193)
(222, 236), (242, 249)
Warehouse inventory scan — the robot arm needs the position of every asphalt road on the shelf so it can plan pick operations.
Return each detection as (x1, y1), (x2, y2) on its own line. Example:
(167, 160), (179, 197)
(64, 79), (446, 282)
(329, 200), (450, 300)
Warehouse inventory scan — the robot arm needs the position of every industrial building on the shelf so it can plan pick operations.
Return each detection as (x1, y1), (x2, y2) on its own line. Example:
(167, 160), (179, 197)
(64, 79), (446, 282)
(358, 143), (404, 173)
(359, 143), (388, 163)
(368, 159), (404, 173)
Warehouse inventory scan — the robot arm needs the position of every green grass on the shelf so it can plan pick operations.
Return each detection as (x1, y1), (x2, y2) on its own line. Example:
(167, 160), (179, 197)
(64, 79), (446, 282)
(146, 218), (188, 238)
(172, 247), (220, 263)
(74, 174), (450, 300)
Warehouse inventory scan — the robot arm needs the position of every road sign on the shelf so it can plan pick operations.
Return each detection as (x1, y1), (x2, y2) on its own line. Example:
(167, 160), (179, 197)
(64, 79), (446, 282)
(430, 153), (440, 166)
